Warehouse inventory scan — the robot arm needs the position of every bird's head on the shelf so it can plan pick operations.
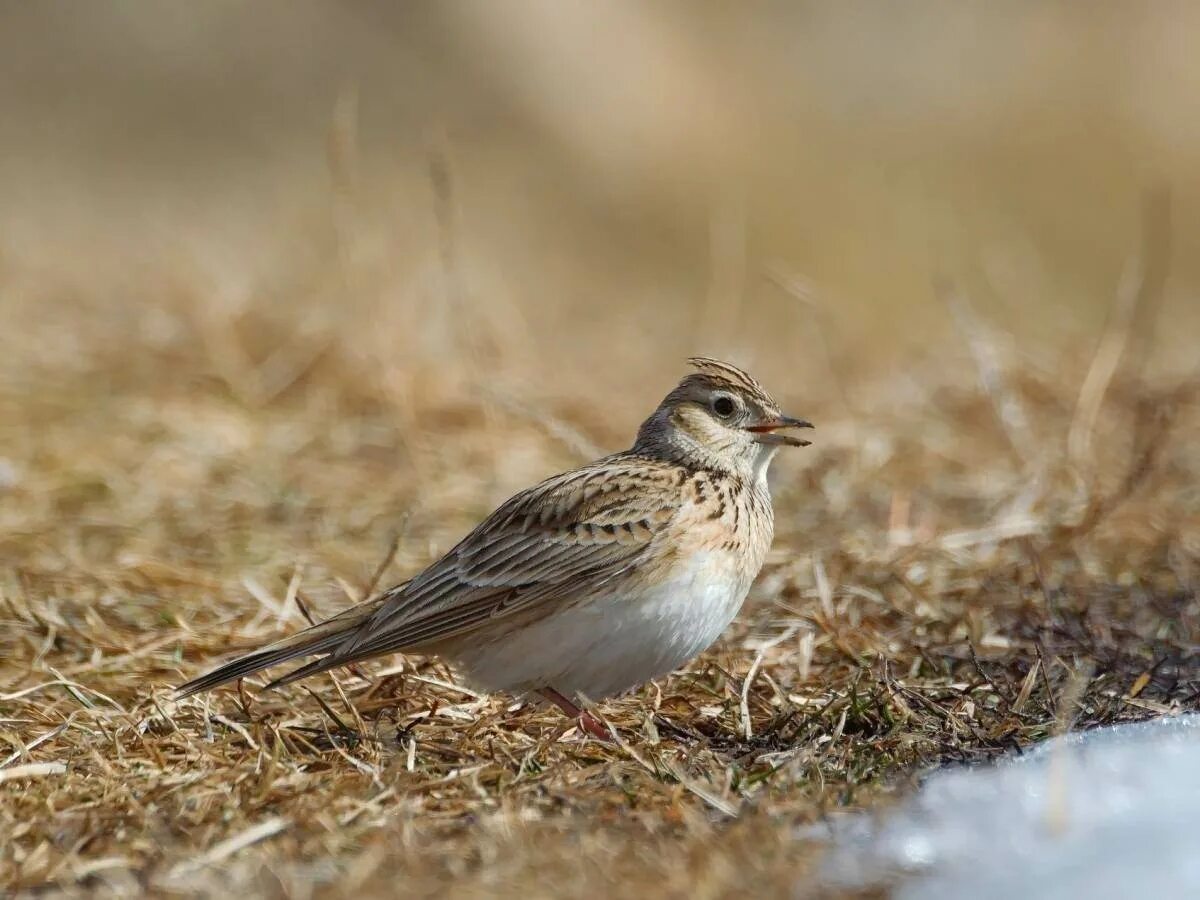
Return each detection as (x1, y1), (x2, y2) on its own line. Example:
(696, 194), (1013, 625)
(634, 357), (813, 479)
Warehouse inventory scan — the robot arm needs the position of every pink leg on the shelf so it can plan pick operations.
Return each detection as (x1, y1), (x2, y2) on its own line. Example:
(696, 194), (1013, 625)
(538, 687), (613, 742)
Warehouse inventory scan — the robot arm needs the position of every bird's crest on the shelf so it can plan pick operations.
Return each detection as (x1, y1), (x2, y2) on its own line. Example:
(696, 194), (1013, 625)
(686, 356), (778, 407)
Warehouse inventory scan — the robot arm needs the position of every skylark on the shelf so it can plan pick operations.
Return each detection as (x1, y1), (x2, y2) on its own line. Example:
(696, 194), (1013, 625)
(179, 358), (812, 738)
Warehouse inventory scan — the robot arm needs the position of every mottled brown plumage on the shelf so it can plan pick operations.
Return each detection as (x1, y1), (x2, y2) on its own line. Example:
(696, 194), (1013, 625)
(178, 357), (812, 736)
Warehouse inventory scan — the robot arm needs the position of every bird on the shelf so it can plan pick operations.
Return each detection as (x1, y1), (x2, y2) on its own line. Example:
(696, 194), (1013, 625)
(177, 357), (812, 739)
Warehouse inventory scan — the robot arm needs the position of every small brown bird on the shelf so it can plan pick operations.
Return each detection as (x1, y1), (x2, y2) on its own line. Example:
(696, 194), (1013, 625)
(178, 358), (812, 738)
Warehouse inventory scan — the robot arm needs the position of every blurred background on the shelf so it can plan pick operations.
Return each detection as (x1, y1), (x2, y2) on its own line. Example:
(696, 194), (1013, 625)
(3, 1), (1199, 406)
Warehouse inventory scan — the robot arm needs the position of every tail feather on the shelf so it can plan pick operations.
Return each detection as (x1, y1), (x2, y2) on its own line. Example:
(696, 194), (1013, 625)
(175, 596), (386, 697)
(263, 652), (365, 690)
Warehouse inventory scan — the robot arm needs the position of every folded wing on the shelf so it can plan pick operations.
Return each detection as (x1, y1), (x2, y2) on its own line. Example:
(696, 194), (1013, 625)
(177, 456), (680, 695)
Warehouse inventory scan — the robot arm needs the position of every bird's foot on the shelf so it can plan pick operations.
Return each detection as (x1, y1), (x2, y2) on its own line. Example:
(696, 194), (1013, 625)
(539, 687), (614, 742)
(577, 709), (614, 742)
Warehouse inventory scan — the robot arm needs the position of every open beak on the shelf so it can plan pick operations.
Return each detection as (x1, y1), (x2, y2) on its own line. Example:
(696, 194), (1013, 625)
(745, 414), (814, 447)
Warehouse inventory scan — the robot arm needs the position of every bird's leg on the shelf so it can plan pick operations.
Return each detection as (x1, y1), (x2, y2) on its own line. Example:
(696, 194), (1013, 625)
(538, 687), (613, 742)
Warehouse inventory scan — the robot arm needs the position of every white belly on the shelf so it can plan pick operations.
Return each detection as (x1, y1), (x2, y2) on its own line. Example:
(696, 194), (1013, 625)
(449, 551), (752, 701)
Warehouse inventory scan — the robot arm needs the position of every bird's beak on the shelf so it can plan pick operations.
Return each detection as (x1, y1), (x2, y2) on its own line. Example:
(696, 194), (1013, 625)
(745, 415), (814, 447)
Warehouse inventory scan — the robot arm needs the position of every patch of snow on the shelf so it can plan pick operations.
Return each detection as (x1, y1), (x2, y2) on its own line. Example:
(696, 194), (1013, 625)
(810, 715), (1200, 900)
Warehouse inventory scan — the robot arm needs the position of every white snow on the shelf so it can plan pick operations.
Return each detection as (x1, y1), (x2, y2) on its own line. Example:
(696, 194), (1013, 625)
(810, 715), (1200, 900)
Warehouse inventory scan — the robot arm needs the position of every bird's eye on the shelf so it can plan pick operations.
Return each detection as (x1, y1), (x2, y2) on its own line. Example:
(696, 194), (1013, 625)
(712, 395), (736, 418)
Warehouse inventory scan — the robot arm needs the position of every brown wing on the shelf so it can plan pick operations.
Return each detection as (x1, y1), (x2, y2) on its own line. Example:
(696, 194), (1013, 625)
(266, 455), (681, 686)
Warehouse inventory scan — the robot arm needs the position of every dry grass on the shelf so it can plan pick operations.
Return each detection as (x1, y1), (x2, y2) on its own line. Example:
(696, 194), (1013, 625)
(4, 7), (1200, 897)
(3, 217), (1198, 897)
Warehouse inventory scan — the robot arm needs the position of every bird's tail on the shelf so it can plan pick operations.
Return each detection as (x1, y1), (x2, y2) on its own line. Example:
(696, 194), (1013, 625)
(175, 595), (388, 697)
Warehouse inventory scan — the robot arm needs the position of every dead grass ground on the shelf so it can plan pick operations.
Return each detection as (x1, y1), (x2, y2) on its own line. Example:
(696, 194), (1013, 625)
(3, 226), (1198, 896)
